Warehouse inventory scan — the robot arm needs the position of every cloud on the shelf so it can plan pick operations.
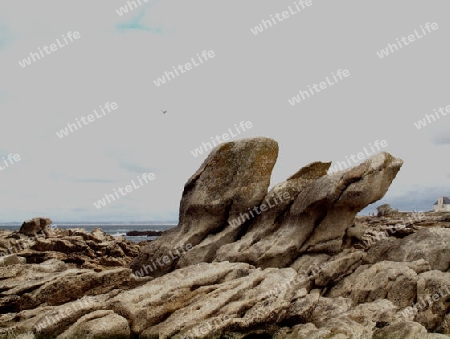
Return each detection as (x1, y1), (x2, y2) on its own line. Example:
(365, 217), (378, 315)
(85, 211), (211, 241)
(49, 172), (117, 184)
(71, 178), (117, 184)
(70, 208), (89, 213)
(118, 162), (159, 174)
(0, 147), (10, 154)
(0, 24), (14, 50)
(426, 115), (450, 145)
(0, 90), (7, 102)
(363, 186), (450, 214)
(431, 132), (450, 145)
(115, 6), (165, 34)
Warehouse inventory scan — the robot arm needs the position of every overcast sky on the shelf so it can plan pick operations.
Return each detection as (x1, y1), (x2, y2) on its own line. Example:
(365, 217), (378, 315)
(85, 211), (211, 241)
(0, 1), (449, 222)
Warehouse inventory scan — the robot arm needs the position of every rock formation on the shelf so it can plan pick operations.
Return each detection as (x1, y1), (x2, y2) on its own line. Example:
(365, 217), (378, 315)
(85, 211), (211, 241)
(19, 217), (53, 237)
(0, 226), (140, 271)
(1, 137), (450, 338)
(130, 137), (279, 277)
(130, 138), (403, 275)
(376, 203), (399, 217)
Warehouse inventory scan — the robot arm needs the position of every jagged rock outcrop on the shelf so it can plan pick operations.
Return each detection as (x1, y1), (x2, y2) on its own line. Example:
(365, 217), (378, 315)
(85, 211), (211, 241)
(0, 226), (140, 270)
(376, 203), (399, 217)
(130, 138), (403, 275)
(57, 310), (131, 339)
(215, 152), (402, 268)
(19, 217), (53, 237)
(364, 228), (450, 271)
(2, 138), (450, 338)
(130, 137), (279, 277)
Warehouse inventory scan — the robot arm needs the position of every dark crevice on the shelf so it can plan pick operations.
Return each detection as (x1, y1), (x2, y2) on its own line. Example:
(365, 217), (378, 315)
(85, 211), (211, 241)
(335, 174), (363, 205)
(228, 213), (257, 244)
(241, 334), (272, 339)
(209, 202), (234, 237)
(279, 314), (308, 328)
(290, 201), (329, 256)
(190, 284), (201, 292)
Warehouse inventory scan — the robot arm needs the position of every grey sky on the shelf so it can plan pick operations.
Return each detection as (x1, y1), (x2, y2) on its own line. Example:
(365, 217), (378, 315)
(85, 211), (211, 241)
(0, 1), (449, 222)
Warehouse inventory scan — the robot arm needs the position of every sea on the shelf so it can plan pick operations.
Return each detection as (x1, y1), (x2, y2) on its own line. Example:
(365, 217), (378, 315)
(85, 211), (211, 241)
(0, 222), (177, 243)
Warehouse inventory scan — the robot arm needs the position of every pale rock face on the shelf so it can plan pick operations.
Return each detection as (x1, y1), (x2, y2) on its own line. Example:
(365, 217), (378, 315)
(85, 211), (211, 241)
(414, 270), (450, 331)
(365, 228), (450, 271)
(57, 310), (131, 339)
(327, 260), (419, 308)
(130, 137), (279, 277)
(236, 152), (401, 267)
(372, 321), (444, 339)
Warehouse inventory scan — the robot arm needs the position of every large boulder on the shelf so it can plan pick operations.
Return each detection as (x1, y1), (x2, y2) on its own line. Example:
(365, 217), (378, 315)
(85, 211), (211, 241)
(414, 270), (450, 331)
(130, 137), (279, 277)
(365, 228), (450, 271)
(57, 310), (131, 339)
(19, 217), (53, 237)
(327, 261), (419, 308)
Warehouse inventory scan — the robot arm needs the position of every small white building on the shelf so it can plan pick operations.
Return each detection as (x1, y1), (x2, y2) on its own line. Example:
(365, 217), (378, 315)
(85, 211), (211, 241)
(433, 196), (450, 212)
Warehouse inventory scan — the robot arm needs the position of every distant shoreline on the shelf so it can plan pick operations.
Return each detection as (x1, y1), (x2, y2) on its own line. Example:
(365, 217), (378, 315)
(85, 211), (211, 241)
(0, 223), (177, 243)
(0, 222), (178, 225)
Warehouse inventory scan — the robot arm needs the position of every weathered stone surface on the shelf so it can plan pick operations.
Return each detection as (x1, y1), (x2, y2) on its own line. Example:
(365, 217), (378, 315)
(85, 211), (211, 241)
(19, 267), (132, 311)
(344, 298), (398, 326)
(438, 314), (450, 334)
(130, 137), (279, 277)
(309, 295), (353, 326)
(274, 323), (332, 339)
(0, 259), (132, 314)
(373, 321), (450, 339)
(214, 161), (331, 268)
(0, 254), (26, 266)
(0, 227), (140, 270)
(365, 228), (450, 271)
(283, 289), (320, 325)
(19, 217), (52, 237)
(214, 152), (403, 269)
(290, 253), (330, 273)
(328, 261), (419, 308)
(313, 249), (366, 287)
(110, 262), (265, 337)
(58, 310), (131, 339)
(130, 142), (403, 278)
(414, 270), (450, 331)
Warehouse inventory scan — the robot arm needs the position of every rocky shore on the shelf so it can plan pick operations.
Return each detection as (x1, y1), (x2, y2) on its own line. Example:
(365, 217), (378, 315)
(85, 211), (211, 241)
(1, 137), (449, 338)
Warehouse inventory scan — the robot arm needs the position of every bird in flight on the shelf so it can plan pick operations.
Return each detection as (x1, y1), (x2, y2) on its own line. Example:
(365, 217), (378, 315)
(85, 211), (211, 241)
(160, 110), (167, 114)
